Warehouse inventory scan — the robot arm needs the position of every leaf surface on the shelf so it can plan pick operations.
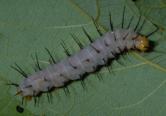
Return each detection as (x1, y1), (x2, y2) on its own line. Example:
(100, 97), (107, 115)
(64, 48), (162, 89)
(0, 0), (165, 115)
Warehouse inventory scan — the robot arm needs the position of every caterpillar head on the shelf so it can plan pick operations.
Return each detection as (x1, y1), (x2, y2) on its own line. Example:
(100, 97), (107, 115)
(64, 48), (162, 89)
(135, 35), (150, 52)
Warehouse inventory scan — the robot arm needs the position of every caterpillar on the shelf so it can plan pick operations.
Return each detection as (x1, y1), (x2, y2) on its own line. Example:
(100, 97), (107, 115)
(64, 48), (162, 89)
(9, 5), (159, 113)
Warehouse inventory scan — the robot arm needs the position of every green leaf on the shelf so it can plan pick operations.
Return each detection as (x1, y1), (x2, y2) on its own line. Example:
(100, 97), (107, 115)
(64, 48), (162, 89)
(135, 0), (166, 28)
(0, 0), (165, 115)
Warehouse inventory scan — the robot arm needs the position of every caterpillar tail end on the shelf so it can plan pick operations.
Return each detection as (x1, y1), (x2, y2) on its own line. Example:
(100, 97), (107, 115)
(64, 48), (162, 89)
(15, 91), (32, 101)
(15, 91), (22, 96)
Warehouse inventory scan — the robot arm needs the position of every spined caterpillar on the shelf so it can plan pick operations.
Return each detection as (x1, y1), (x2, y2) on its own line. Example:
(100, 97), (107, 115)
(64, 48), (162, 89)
(8, 5), (159, 113)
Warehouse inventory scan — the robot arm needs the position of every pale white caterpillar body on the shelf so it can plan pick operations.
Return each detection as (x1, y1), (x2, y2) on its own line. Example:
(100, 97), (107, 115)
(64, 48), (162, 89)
(9, 5), (159, 106)
(17, 28), (148, 97)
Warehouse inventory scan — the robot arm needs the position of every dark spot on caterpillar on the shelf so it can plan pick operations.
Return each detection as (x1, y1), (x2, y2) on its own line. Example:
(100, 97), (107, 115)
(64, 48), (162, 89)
(44, 76), (49, 81)
(85, 59), (90, 62)
(104, 40), (109, 47)
(59, 73), (64, 77)
(72, 66), (78, 69)
(102, 58), (107, 63)
(59, 73), (71, 81)
(68, 62), (78, 69)
(16, 105), (24, 113)
(25, 85), (32, 88)
(90, 45), (101, 53)
(71, 65), (77, 69)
